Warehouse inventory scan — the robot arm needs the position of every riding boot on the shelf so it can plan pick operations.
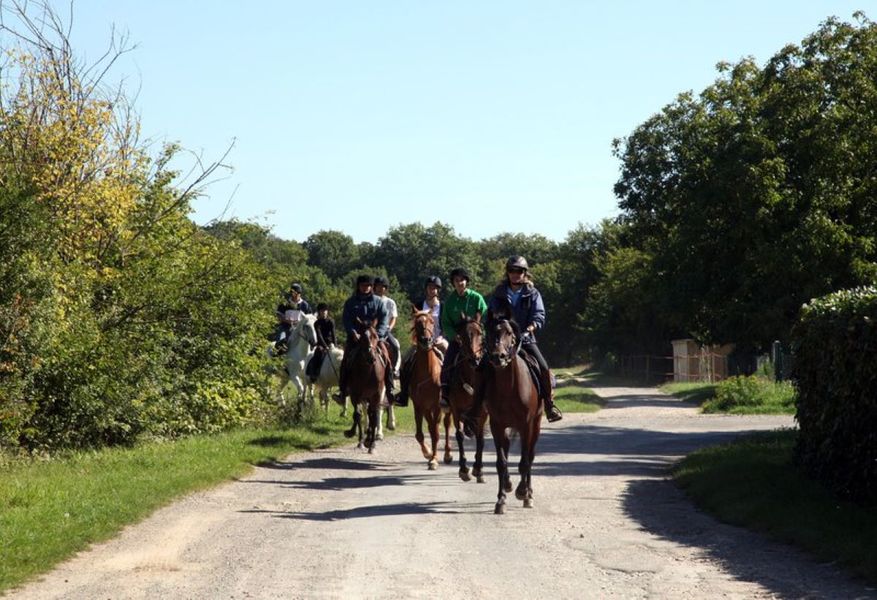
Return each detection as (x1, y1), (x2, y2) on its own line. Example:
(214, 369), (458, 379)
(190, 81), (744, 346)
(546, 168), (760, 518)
(439, 384), (450, 409)
(332, 365), (348, 405)
(394, 354), (415, 407)
(540, 368), (562, 422)
(462, 378), (486, 438)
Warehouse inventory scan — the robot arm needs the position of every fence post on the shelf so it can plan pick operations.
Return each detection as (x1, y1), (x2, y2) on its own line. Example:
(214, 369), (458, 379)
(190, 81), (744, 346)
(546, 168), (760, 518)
(772, 340), (783, 382)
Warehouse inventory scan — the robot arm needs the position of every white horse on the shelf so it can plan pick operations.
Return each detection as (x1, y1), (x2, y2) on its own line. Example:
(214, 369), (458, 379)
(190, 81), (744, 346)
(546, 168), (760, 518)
(306, 344), (346, 415)
(275, 314), (318, 408)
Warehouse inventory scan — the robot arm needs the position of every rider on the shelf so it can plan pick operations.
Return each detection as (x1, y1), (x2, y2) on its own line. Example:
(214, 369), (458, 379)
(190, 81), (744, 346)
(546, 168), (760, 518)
(372, 276), (401, 377)
(272, 283), (311, 354)
(334, 275), (396, 405)
(305, 303), (336, 383)
(439, 267), (487, 409)
(394, 275), (448, 407)
(483, 256), (562, 423)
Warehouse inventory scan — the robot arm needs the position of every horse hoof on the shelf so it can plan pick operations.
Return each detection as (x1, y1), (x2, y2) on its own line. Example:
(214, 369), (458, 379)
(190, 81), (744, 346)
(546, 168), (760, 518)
(376, 433), (384, 441)
(504, 480), (513, 493)
(443, 454), (453, 465)
(459, 469), (471, 482)
(476, 475), (486, 483)
(515, 488), (527, 501)
(387, 424), (395, 431)
(494, 503), (505, 515)
(428, 460), (438, 470)
(344, 430), (355, 438)
(368, 447), (375, 454)
(356, 442), (364, 450)
(523, 498), (534, 508)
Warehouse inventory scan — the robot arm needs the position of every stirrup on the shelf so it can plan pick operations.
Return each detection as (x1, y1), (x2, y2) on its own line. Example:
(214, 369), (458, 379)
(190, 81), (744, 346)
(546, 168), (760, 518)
(546, 405), (563, 423)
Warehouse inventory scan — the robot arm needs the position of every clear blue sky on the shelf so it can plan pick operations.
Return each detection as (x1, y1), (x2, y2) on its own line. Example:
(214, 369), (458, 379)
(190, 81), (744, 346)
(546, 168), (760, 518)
(67, 1), (866, 244)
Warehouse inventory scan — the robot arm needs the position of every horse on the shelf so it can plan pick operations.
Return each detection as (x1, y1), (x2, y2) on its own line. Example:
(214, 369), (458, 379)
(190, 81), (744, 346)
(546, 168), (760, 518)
(343, 319), (392, 452)
(446, 317), (489, 483)
(484, 315), (541, 514)
(305, 344), (346, 416)
(274, 314), (318, 411)
(406, 308), (446, 470)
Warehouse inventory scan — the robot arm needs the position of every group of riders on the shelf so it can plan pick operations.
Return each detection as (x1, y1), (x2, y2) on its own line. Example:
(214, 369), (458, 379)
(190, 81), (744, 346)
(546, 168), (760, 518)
(271, 256), (563, 426)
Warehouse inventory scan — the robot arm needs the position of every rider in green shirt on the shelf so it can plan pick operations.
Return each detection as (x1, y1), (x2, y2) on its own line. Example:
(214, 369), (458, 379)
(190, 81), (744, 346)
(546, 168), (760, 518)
(439, 267), (487, 408)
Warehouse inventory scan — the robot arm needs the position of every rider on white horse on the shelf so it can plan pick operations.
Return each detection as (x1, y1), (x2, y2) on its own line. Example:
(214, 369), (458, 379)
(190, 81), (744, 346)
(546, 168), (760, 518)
(272, 282), (312, 354)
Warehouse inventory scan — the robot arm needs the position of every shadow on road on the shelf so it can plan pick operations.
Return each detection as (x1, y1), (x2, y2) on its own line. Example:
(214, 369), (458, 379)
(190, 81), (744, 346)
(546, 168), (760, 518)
(242, 500), (486, 521)
(621, 478), (875, 599)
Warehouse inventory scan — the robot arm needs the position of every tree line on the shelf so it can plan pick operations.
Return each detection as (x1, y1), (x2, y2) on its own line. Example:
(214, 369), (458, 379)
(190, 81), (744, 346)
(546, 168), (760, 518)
(2, 3), (875, 452)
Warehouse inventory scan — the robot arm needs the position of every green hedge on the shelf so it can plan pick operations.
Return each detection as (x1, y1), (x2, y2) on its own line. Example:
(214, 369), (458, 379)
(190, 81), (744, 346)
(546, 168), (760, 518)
(792, 286), (877, 504)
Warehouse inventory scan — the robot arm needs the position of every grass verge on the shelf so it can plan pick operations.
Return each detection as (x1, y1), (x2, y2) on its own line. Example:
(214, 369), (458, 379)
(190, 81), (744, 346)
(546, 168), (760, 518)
(660, 382), (717, 405)
(0, 412), (352, 593)
(673, 429), (877, 584)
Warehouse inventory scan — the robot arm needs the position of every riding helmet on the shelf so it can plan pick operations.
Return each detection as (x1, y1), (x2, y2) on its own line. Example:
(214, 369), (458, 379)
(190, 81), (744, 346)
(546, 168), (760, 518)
(373, 276), (389, 288)
(425, 275), (442, 289)
(316, 302), (329, 312)
(506, 256), (529, 271)
(289, 282), (303, 293)
(355, 274), (374, 286)
(449, 267), (470, 282)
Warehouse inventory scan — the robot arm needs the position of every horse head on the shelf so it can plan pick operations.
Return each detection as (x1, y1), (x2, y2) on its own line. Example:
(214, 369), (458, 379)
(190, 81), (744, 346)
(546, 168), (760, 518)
(457, 316), (484, 366)
(410, 308), (435, 350)
(488, 317), (520, 369)
(354, 317), (380, 364)
(296, 313), (319, 347)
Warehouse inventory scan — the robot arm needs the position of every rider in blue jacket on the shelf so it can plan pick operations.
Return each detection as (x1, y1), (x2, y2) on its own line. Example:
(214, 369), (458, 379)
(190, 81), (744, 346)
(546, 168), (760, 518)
(335, 275), (395, 404)
(466, 256), (562, 428)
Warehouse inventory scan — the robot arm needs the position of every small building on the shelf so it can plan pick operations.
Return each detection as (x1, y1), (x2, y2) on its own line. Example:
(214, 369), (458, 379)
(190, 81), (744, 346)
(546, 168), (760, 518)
(671, 339), (735, 383)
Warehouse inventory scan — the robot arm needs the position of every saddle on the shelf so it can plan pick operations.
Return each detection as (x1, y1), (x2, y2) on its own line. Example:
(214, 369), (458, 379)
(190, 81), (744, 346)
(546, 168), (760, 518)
(519, 350), (544, 399)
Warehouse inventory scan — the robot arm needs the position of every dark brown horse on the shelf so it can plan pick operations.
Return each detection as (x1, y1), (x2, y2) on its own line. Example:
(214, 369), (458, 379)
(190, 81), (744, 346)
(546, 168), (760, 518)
(406, 309), (445, 469)
(484, 316), (541, 514)
(446, 317), (489, 483)
(343, 319), (388, 453)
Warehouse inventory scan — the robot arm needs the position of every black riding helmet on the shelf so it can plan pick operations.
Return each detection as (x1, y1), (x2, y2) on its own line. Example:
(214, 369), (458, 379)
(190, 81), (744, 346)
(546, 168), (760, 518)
(373, 276), (389, 288)
(449, 267), (470, 282)
(355, 274), (373, 287)
(289, 282), (303, 293)
(316, 302), (329, 312)
(506, 256), (529, 271)
(425, 275), (442, 289)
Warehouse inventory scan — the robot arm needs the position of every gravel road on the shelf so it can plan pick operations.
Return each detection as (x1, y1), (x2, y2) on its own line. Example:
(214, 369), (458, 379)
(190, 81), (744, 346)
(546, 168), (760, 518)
(8, 383), (875, 599)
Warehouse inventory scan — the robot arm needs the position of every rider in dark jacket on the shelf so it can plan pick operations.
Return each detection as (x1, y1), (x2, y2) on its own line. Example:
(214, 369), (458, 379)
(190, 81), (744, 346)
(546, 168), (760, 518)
(474, 256), (562, 424)
(335, 275), (395, 404)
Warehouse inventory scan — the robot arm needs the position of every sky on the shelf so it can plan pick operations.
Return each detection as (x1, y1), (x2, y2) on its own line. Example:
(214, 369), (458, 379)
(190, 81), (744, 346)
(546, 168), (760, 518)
(57, 1), (870, 244)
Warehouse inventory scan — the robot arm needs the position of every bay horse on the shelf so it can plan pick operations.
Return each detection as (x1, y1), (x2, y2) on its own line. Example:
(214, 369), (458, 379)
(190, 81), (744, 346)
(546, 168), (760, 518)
(484, 315), (541, 514)
(343, 319), (391, 452)
(406, 309), (446, 470)
(446, 317), (488, 483)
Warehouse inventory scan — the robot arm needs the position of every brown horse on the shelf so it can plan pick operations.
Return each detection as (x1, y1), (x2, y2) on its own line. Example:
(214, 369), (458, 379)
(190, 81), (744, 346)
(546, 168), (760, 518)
(484, 316), (541, 514)
(446, 317), (489, 483)
(406, 309), (445, 469)
(343, 320), (388, 453)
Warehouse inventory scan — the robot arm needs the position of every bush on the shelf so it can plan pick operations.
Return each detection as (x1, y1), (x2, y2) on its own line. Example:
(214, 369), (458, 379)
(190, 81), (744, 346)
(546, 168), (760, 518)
(703, 375), (795, 414)
(792, 286), (877, 505)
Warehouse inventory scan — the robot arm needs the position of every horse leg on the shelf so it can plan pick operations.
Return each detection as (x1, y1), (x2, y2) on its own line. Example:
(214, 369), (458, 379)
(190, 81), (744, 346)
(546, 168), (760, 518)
(442, 411), (453, 464)
(386, 402), (396, 431)
(428, 408), (440, 470)
(516, 429), (533, 507)
(473, 421), (486, 483)
(376, 405), (384, 441)
(345, 404), (360, 440)
(414, 405), (431, 461)
(493, 432), (509, 514)
(501, 436), (513, 493)
(456, 424), (471, 482)
(367, 404), (378, 454)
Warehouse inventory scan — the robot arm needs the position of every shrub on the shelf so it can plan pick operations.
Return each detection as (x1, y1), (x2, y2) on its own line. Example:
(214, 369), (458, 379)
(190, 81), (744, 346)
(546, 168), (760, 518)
(792, 286), (877, 504)
(703, 375), (795, 414)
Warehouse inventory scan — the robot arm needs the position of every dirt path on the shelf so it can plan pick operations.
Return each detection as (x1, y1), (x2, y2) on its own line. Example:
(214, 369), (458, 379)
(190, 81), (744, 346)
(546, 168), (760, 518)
(8, 383), (874, 599)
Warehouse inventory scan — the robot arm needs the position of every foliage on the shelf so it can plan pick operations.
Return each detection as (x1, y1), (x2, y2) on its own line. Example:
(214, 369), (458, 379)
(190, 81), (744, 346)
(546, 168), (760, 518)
(792, 286), (877, 504)
(612, 13), (877, 353)
(702, 376), (795, 414)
